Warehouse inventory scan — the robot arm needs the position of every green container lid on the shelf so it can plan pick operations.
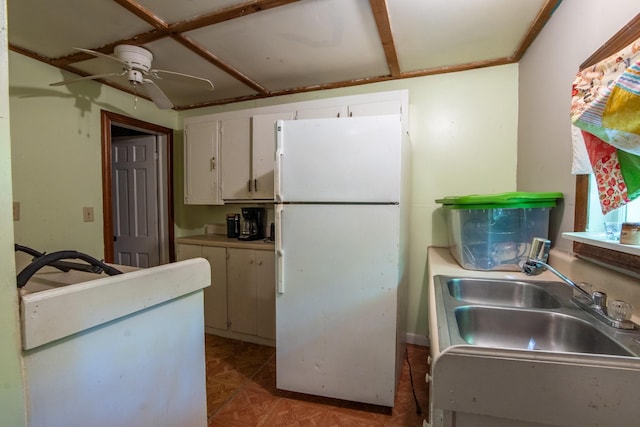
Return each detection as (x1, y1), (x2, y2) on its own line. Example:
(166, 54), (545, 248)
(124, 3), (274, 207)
(435, 191), (563, 209)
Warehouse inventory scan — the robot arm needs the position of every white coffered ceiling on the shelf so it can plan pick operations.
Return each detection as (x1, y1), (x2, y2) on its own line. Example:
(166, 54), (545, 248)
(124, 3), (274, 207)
(7, 0), (561, 110)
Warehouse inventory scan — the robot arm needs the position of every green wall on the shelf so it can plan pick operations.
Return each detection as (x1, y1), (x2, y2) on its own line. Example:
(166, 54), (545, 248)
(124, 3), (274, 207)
(1, 0), (26, 424)
(178, 65), (520, 338)
(9, 52), (518, 342)
(9, 52), (179, 257)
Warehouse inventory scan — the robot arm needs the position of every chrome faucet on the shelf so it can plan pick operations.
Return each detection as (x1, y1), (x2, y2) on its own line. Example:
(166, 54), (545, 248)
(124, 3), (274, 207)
(522, 237), (634, 330)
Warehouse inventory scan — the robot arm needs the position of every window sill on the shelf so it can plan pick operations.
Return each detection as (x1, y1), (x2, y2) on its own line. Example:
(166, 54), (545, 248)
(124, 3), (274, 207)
(563, 232), (640, 257)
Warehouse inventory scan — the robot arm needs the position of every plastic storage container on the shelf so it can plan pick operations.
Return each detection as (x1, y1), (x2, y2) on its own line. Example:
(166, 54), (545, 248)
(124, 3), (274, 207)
(436, 192), (563, 271)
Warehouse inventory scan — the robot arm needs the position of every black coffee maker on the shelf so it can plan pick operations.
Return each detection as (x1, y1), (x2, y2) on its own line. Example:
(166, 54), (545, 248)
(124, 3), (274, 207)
(238, 207), (265, 241)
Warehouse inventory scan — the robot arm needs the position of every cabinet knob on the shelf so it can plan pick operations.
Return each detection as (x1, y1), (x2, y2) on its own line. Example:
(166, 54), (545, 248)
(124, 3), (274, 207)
(257, 261), (263, 265)
(210, 157), (216, 170)
(247, 179), (252, 192)
(249, 259), (254, 264)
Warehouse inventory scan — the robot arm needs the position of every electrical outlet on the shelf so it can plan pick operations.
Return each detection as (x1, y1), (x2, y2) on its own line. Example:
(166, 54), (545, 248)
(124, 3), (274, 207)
(13, 202), (19, 221)
(83, 207), (94, 222)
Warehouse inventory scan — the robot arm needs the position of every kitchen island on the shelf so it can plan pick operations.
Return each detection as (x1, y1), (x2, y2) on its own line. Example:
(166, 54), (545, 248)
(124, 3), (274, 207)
(426, 246), (640, 427)
(20, 257), (211, 427)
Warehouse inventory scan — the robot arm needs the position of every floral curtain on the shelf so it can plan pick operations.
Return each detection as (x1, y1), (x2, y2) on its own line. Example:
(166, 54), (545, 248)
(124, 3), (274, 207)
(570, 36), (640, 215)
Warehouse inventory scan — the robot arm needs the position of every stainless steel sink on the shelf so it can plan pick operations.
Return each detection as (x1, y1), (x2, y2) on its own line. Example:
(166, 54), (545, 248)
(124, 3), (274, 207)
(454, 305), (634, 356)
(446, 277), (562, 308)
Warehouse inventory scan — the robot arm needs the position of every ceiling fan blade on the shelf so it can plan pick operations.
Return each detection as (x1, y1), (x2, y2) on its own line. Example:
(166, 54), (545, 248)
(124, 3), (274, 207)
(142, 79), (174, 109)
(50, 71), (126, 87)
(73, 47), (129, 67)
(151, 69), (214, 90)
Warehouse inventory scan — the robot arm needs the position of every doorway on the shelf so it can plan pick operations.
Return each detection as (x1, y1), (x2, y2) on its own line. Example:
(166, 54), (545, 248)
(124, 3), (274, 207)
(101, 110), (175, 266)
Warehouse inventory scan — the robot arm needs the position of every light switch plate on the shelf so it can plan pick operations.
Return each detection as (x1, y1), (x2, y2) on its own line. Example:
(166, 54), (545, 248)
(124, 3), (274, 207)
(83, 207), (94, 222)
(13, 202), (19, 221)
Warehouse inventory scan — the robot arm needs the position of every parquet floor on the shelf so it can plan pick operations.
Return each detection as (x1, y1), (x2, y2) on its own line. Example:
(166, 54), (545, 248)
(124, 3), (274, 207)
(205, 334), (430, 427)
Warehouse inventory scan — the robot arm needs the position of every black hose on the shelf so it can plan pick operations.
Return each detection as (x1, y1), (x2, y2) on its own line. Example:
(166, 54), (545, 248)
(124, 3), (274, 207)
(16, 250), (122, 288)
(406, 346), (423, 416)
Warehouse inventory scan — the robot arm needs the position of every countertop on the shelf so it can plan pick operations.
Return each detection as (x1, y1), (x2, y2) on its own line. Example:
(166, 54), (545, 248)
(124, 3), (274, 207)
(21, 258), (210, 350)
(176, 234), (275, 251)
(426, 246), (640, 427)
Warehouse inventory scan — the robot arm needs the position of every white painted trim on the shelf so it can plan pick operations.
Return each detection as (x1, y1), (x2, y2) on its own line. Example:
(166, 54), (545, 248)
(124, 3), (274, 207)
(406, 332), (430, 347)
(562, 232), (640, 256)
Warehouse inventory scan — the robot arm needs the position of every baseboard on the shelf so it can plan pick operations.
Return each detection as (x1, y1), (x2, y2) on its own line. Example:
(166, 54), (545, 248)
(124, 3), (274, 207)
(405, 332), (430, 347)
(204, 327), (276, 347)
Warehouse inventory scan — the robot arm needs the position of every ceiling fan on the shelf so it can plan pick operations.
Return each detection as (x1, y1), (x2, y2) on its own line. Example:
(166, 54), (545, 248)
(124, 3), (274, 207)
(50, 45), (215, 110)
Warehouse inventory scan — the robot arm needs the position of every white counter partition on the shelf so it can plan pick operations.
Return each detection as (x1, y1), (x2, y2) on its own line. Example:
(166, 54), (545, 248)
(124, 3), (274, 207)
(21, 258), (211, 427)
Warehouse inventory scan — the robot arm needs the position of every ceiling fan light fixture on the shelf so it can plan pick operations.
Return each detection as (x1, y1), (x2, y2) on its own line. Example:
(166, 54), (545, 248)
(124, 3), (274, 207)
(50, 44), (214, 110)
(114, 45), (153, 73)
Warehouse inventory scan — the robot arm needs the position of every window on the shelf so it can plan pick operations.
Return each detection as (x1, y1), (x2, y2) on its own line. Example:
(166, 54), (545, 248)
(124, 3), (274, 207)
(570, 14), (640, 275)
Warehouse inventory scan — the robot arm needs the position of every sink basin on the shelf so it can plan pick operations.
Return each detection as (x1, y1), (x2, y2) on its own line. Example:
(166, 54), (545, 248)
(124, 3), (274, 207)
(454, 306), (633, 356)
(446, 278), (562, 308)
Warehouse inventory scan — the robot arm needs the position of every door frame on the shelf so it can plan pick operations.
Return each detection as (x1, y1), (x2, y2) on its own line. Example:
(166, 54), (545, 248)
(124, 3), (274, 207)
(100, 110), (175, 263)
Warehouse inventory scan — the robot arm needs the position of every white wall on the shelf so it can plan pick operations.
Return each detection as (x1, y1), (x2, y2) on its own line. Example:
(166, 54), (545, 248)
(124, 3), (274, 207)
(0, 0), (27, 424)
(518, 0), (640, 252)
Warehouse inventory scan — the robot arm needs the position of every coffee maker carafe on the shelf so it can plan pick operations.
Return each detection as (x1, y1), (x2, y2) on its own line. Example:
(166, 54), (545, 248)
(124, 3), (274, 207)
(238, 207), (265, 241)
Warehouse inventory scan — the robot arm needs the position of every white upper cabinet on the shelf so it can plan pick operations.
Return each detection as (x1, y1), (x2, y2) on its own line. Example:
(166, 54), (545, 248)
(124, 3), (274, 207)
(183, 90), (409, 205)
(252, 112), (295, 200)
(347, 99), (403, 117)
(295, 105), (347, 119)
(184, 120), (222, 205)
(220, 113), (294, 202)
(220, 117), (251, 201)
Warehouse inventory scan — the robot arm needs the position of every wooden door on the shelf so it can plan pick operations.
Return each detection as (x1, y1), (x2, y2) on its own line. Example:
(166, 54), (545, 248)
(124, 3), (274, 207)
(112, 135), (159, 267)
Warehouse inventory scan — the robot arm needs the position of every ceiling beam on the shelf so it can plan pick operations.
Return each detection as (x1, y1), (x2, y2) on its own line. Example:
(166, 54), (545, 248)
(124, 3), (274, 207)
(169, 0), (302, 33)
(512, 0), (562, 61)
(369, 0), (401, 77)
(51, 0), (298, 93)
(112, 0), (169, 30)
(172, 34), (270, 95)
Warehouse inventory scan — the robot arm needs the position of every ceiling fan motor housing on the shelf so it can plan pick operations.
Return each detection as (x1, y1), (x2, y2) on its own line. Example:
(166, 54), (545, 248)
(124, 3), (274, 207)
(114, 45), (153, 74)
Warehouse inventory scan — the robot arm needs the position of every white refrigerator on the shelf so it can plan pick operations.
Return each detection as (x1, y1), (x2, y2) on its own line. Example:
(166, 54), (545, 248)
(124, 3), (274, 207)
(274, 115), (409, 407)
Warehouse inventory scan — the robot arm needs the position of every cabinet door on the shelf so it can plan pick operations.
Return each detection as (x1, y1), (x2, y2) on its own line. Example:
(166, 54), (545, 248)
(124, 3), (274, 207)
(347, 100), (403, 117)
(176, 243), (202, 261)
(255, 250), (276, 340)
(184, 121), (222, 205)
(201, 246), (228, 331)
(252, 112), (295, 200)
(220, 117), (251, 200)
(295, 105), (347, 119)
(177, 244), (228, 331)
(227, 248), (257, 335)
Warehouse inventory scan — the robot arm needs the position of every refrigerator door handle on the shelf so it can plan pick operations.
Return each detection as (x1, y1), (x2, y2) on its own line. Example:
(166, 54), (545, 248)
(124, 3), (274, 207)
(275, 204), (285, 294)
(275, 204), (285, 293)
(274, 123), (283, 203)
(276, 249), (284, 294)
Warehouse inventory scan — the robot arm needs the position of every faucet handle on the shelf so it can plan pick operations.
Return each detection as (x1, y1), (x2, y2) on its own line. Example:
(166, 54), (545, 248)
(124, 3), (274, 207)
(592, 291), (607, 312)
(528, 237), (551, 263)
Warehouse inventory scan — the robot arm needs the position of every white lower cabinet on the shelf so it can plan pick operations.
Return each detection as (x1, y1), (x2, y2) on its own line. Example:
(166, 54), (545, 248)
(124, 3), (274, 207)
(227, 248), (276, 340)
(177, 243), (275, 344)
(176, 244), (227, 331)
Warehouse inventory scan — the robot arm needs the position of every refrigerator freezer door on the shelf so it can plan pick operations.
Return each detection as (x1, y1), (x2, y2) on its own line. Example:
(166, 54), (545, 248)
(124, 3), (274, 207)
(276, 203), (400, 406)
(275, 115), (401, 203)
